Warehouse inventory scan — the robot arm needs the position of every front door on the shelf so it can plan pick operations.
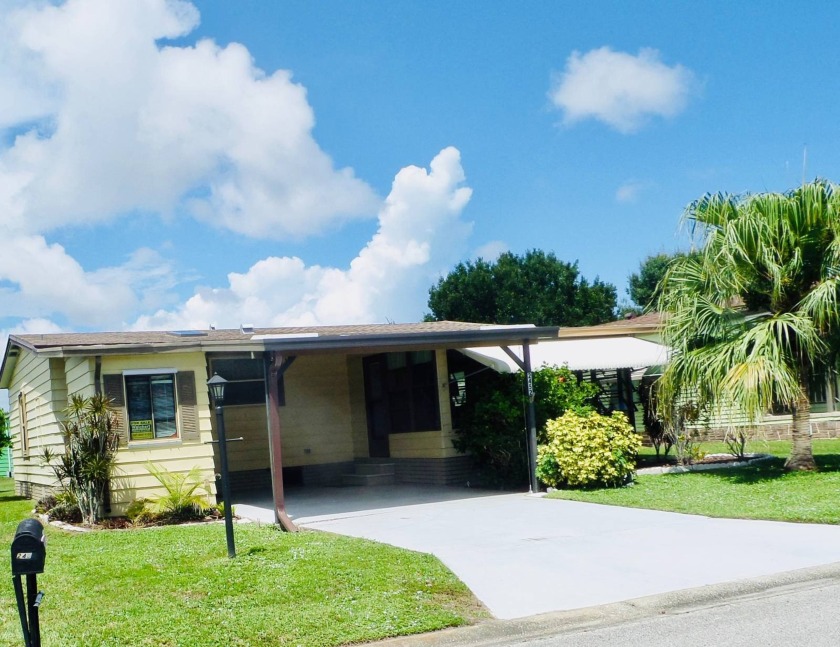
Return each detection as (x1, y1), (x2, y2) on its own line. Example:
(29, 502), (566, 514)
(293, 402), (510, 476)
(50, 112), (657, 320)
(363, 356), (390, 458)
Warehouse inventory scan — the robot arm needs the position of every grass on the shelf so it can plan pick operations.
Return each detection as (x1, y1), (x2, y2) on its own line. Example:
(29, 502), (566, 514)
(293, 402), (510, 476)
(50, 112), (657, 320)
(0, 479), (485, 646)
(548, 439), (840, 524)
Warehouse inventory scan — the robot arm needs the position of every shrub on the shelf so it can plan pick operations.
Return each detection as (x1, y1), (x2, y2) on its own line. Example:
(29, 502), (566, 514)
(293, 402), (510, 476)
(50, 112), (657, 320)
(36, 490), (82, 523)
(536, 411), (641, 488)
(638, 376), (671, 458)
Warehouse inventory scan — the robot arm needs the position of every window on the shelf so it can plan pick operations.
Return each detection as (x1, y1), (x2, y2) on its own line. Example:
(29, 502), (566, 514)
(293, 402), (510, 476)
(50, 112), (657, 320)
(18, 392), (29, 456)
(209, 358), (266, 406)
(125, 373), (178, 441)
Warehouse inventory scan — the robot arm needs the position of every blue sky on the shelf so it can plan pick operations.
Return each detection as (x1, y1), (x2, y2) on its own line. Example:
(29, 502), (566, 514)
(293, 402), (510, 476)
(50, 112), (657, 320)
(2, 0), (840, 354)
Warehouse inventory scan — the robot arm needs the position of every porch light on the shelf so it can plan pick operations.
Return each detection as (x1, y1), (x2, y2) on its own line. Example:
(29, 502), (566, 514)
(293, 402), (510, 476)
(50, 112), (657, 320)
(207, 373), (227, 405)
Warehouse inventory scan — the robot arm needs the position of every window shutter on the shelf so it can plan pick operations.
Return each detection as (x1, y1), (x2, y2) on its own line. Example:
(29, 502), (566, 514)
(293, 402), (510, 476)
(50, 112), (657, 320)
(177, 371), (200, 443)
(103, 374), (128, 446)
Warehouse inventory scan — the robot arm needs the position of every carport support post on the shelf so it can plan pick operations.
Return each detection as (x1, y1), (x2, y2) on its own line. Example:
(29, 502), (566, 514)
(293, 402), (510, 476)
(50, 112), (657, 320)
(266, 352), (298, 532)
(523, 341), (539, 494)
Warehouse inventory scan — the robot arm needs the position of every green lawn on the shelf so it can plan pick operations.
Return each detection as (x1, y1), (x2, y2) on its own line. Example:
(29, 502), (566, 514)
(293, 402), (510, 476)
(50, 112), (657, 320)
(0, 479), (485, 646)
(548, 439), (840, 524)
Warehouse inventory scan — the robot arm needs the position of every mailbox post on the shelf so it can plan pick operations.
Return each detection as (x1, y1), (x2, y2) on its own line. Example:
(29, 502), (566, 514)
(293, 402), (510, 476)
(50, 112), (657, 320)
(11, 518), (46, 647)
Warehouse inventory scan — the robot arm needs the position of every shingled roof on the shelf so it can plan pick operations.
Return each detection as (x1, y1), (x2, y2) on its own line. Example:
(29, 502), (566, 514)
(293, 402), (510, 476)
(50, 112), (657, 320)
(1, 321), (563, 388)
(556, 312), (663, 338)
(9, 321), (495, 352)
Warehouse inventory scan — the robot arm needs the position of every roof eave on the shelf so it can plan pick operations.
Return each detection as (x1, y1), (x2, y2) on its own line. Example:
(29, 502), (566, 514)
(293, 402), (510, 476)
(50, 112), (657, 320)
(262, 327), (561, 353)
(0, 338), (20, 390)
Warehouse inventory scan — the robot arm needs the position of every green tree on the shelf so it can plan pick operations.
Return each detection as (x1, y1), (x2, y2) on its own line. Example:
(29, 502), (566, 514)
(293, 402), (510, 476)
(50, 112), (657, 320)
(0, 408), (11, 450)
(427, 250), (617, 326)
(627, 252), (692, 313)
(657, 180), (840, 471)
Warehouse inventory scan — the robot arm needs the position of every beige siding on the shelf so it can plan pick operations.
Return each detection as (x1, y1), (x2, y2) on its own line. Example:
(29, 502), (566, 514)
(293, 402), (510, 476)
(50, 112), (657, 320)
(100, 352), (216, 513)
(210, 354), (357, 472)
(277, 354), (354, 466)
(218, 404), (269, 473)
(8, 353), (68, 493)
(65, 357), (95, 399)
(389, 349), (459, 459)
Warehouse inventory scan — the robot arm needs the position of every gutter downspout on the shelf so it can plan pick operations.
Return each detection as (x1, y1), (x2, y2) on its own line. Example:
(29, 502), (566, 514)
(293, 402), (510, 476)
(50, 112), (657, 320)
(266, 352), (298, 532)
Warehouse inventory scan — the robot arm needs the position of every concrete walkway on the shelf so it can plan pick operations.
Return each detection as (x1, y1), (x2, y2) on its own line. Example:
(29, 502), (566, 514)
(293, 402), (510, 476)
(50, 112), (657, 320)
(235, 486), (840, 620)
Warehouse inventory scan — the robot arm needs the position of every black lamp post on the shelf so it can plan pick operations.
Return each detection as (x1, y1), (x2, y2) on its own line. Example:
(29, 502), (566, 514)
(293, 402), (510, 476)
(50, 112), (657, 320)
(208, 373), (236, 558)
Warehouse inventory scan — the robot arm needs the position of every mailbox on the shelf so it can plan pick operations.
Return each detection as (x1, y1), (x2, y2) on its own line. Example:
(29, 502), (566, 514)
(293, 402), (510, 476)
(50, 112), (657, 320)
(11, 518), (46, 576)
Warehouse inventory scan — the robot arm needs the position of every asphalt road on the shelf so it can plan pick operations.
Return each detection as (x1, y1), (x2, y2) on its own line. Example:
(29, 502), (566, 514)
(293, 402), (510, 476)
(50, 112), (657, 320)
(376, 562), (840, 647)
(518, 578), (840, 647)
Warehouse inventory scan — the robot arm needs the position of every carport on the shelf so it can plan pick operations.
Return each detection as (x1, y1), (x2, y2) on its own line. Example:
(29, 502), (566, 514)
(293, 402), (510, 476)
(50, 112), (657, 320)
(248, 323), (560, 531)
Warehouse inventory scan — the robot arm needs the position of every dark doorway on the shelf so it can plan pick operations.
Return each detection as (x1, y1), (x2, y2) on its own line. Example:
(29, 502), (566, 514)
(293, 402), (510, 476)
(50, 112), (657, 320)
(363, 351), (442, 458)
(363, 355), (391, 457)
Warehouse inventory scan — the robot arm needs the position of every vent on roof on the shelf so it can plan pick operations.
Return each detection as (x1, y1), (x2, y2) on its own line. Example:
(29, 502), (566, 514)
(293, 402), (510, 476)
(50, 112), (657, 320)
(168, 330), (209, 338)
(240, 324), (255, 334)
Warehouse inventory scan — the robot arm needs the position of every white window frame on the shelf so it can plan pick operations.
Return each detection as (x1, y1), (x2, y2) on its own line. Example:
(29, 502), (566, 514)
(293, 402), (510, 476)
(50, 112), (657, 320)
(122, 369), (179, 442)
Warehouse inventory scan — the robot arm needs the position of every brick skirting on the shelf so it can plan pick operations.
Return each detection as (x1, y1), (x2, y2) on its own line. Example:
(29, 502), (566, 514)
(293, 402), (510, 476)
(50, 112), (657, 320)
(15, 480), (53, 503)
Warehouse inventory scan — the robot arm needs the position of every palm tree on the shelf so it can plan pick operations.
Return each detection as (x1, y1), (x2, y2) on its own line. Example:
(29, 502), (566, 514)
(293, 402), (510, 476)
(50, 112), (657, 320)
(656, 179), (840, 471)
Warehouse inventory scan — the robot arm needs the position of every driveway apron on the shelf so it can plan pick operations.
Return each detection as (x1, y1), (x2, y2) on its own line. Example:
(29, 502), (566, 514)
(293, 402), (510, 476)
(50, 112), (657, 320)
(292, 492), (840, 620)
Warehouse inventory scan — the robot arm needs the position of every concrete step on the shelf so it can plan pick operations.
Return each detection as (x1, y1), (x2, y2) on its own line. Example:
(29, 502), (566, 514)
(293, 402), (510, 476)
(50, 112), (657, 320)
(355, 462), (395, 476)
(342, 472), (396, 487)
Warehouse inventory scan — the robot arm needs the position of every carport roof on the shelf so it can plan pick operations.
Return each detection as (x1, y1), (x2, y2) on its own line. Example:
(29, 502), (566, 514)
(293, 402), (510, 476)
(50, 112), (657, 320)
(1, 321), (561, 387)
(462, 336), (670, 372)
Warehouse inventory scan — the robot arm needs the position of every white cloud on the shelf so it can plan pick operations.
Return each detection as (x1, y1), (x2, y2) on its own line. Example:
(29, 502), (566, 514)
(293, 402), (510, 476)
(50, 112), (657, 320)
(472, 241), (508, 261)
(549, 47), (696, 133)
(616, 180), (645, 203)
(0, 236), (177, 327)
(132, 147), (474, 329)
(0, 0), (378, 238)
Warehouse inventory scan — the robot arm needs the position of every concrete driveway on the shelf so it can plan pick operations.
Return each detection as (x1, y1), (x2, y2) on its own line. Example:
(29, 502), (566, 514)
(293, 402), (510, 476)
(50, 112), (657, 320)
(236, 487), (840, 620)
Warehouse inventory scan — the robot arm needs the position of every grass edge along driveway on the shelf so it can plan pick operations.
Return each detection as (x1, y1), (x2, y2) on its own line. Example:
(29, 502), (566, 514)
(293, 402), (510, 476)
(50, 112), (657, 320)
(0, 479), (486, 647)
(548, 439), (840, 524)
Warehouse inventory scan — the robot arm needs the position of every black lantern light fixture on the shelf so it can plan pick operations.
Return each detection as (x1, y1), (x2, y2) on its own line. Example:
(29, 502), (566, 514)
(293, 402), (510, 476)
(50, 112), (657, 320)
(207, 373), (236, 558)
(207, 373), (227, 406)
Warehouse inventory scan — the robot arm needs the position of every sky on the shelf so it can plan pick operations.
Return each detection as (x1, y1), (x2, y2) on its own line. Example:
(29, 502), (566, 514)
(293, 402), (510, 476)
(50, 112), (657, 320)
(2, 0), (840, 359)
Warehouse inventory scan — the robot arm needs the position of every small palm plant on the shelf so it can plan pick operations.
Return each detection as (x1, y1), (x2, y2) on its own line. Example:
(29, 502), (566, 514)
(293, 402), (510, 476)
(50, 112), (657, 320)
(145, 463), (213, 522)
(42, 393), (119, 525)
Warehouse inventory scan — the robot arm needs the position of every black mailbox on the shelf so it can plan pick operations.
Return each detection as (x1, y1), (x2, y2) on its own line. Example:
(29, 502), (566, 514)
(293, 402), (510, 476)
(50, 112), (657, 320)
(11, 519), (46, 576)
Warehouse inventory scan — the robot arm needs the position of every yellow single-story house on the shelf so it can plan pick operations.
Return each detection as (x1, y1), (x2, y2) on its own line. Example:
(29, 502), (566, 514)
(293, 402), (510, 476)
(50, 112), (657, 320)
(0, 321), (559, 527)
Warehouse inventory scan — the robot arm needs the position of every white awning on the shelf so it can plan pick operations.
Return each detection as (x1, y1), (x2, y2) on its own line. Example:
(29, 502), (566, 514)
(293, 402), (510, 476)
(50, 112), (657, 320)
(461, 337), (670, 373)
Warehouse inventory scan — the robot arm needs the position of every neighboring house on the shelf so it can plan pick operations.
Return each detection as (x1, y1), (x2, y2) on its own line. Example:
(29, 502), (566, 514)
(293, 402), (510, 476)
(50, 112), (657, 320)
(0, 322), (559, 524)
(551, 312), (840, 441)
(0, 446), (11, 478)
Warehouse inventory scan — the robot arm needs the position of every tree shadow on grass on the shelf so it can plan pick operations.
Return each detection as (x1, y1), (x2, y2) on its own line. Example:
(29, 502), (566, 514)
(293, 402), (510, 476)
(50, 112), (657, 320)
(688, 454), (840, 485)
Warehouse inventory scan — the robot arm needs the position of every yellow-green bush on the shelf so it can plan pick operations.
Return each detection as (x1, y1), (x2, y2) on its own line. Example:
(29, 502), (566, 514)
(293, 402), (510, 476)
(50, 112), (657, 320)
(536, 411), (641, 488)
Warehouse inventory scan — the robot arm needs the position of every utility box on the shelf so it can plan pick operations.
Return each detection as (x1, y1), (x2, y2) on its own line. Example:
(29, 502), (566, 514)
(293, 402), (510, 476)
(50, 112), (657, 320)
(11, 519), (46, 576)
